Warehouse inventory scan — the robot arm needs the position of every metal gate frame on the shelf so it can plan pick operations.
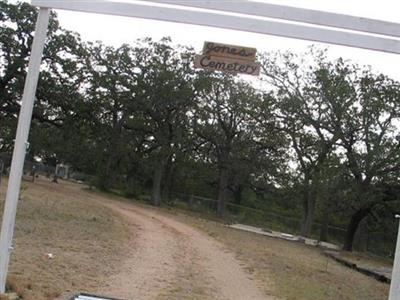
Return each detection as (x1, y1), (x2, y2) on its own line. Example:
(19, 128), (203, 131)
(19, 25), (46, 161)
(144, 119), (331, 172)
(1, 1), (400, 298)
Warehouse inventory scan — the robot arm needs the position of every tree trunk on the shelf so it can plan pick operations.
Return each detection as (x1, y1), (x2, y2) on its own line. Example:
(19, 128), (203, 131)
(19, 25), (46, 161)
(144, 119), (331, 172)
(319, 198), (330, 242)
(52, 174), (59, 183)
(98, 156), (117, 190)
(188, 195), (194, 210)
(354, 218), (369, 252)
(125, 159), (142, 198)
(217, 167), (228, 218)
(162, 157), (174, 203)
(0, 160), (3, 186)
(233, 185), (243, 205)
(343, 207), (370, 251)
(151, 162), (163, 206)
(319, 215), (329, 242)
(300, 186), (315, 237)
(125, 174), (136, 198)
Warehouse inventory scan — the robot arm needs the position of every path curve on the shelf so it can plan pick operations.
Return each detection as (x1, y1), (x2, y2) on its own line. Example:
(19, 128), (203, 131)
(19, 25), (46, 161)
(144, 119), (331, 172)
(92, 195), (270, 299)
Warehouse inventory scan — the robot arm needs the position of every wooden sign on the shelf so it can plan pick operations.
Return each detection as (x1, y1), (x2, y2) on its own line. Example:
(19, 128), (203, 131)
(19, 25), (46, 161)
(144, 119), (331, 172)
(194, 41), (260, 76)
(194, 55), (260, 76)
(203, 41), (257, 61)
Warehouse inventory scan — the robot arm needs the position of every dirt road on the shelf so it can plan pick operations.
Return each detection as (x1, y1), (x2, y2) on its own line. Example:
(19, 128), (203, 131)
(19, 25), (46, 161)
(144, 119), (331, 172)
(89, 194), (271, 300)
(3, 179), (389, 300)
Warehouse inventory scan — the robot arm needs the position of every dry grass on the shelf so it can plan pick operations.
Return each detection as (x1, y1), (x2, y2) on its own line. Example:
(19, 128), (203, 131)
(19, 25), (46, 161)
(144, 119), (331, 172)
(341, 251), (393, 269)
(0, 177), (391, 300)
(0, 177), (135, 300)
(165, 211), (390, 300)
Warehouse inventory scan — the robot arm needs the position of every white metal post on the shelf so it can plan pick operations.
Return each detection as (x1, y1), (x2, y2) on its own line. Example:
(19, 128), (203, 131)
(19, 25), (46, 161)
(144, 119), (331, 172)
(0, 8), (50, 293)
(390, 217), (400, 300)
(2, 1), (400, 298)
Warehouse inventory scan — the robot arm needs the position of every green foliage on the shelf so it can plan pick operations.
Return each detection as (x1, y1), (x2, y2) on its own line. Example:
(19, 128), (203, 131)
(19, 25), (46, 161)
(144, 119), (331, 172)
(2, 1), (400, 254)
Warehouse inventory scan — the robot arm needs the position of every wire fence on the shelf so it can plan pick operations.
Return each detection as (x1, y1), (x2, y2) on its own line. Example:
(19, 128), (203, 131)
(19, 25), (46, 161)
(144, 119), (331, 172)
(170, 192), (396, 257)
(1, 164), (394, 257)
(171, 192), (342, 236)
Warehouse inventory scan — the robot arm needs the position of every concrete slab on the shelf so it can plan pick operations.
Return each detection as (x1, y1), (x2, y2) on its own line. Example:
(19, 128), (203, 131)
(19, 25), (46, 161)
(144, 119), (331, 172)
(227, 223), (340, 250)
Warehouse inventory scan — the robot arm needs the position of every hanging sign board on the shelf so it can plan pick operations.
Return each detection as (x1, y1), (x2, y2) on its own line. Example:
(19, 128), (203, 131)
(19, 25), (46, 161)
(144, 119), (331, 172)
(202, 41), (257, 61)
(194, 55), (260, 75)
(195, 41), (260, 76)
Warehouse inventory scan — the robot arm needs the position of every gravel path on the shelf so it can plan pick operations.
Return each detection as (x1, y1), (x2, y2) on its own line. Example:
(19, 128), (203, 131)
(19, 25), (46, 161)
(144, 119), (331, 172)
(95, 198), (270, 300)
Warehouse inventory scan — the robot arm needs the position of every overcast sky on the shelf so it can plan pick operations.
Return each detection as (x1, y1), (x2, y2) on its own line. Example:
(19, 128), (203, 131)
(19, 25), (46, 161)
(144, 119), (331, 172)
(22, 0), (400, 79)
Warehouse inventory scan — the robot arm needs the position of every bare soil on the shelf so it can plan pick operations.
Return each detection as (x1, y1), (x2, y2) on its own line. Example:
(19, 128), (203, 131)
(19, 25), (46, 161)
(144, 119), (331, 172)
(1, 178), (270, 299)
(0, 177), (134, 300)
(0, 177), (390, 300)
(91, 191), (270, 299)
(172, 212), (390, 300)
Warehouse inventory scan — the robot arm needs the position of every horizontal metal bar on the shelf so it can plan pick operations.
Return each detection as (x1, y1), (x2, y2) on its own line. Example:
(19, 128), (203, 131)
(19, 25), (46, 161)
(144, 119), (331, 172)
(147, 0), (400, 38)
(31, 0), (400, 54)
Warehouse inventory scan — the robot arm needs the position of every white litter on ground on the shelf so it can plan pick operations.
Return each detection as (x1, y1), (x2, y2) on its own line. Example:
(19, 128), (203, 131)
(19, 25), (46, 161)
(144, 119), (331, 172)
(71, 294), (124, 300)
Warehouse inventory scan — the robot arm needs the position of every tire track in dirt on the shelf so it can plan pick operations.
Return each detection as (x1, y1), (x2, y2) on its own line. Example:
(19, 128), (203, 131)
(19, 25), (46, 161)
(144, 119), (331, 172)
(98, 206), (181, 299)
(96, 198), (270, 300)
(53, 182), (271, 299)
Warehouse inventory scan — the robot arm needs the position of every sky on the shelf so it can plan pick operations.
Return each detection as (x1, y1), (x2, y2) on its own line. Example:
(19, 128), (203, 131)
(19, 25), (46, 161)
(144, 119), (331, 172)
(22, 0), (400, 79)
